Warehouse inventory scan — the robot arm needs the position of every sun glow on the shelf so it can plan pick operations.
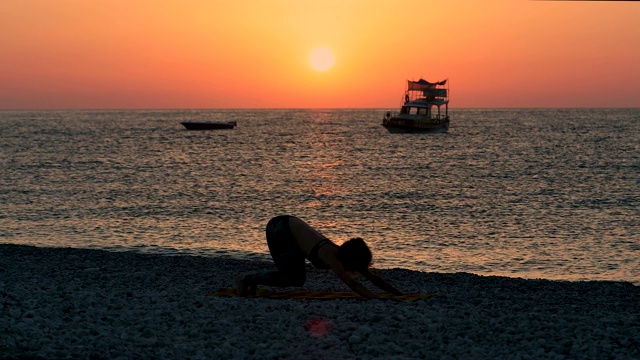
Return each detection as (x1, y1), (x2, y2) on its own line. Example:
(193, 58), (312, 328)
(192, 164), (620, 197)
(309, 48), (335, 72)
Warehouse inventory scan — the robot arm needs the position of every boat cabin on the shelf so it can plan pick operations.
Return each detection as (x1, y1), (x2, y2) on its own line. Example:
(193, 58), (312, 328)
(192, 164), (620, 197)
(400, 105), (432, 116)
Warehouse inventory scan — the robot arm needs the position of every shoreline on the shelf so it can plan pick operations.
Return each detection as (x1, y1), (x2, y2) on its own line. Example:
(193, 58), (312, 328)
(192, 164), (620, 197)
(1, 244), (639, 359)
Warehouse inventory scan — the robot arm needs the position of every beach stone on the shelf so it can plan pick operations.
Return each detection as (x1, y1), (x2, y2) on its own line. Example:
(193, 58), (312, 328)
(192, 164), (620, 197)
(348, 334), (362, 344)
(1, 335), (16, 347)
(9, 308), (21, 319)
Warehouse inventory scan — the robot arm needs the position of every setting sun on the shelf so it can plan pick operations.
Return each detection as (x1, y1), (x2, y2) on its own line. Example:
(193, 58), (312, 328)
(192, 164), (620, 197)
(309, 48), (335, 72)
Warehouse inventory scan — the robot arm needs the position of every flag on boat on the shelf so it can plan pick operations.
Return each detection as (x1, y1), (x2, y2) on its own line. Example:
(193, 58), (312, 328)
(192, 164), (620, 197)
(407, 79), (447, 91)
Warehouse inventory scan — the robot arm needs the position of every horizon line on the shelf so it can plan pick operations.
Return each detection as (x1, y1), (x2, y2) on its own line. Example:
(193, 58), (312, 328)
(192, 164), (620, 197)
(1, 107), (639, 111)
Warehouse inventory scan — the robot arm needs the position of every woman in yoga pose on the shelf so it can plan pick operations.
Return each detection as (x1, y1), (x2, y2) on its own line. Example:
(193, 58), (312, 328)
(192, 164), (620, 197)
(236, 215), (403, 298)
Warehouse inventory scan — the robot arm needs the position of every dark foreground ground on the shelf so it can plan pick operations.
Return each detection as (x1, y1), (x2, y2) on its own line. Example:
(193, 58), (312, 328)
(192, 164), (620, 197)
(1, 244), (638, 359)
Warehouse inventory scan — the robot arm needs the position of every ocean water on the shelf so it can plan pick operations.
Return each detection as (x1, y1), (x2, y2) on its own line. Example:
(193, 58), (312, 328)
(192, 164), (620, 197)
(1, 109), (638, 284)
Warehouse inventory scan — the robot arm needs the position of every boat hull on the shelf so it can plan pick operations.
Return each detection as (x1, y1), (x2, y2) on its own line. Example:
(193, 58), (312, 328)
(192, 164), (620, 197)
(382, 117), (449, 133)
(181, 121), (237, 130)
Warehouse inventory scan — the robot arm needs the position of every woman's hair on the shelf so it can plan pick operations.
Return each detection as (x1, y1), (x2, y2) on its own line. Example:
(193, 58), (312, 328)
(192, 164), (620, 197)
(336, 237), (372, 272)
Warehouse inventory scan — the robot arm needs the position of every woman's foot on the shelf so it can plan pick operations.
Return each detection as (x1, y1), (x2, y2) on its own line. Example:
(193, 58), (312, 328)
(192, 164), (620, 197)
(235, 275), (257, 296)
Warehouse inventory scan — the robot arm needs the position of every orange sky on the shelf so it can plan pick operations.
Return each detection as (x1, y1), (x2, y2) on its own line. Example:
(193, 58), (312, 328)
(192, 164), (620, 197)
(1, 0), (638, 109)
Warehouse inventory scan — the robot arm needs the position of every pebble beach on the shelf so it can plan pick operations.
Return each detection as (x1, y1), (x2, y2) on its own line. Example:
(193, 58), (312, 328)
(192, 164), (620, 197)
(1, 244), (638, 359)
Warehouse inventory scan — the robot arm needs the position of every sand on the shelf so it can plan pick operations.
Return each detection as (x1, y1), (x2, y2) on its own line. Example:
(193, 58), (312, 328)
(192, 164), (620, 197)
(1, 244), (638, 359)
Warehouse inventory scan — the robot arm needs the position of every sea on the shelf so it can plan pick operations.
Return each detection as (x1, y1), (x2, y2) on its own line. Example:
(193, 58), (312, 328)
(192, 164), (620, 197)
(1, 109), (638, 285)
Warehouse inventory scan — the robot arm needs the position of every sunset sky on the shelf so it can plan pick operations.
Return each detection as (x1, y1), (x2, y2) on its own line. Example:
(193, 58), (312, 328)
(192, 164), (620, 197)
(1, 0), (638, 109)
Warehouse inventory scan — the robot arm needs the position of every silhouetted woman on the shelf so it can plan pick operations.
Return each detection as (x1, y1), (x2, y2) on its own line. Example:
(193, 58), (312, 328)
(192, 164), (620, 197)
(236, 215), (403, 298)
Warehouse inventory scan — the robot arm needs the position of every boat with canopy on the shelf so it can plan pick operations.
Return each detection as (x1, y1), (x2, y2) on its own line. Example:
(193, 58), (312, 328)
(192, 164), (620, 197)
(382, 78), (450, 133)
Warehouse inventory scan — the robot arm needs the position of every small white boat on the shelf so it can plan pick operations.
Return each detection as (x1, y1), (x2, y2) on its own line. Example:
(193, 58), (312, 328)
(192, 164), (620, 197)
(382, 78), (450, 133)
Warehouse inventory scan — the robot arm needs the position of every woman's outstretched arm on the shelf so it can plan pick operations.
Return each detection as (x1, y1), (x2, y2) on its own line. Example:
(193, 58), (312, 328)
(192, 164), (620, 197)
(334, 269), (380, 299)
(361, 269), (403, 295)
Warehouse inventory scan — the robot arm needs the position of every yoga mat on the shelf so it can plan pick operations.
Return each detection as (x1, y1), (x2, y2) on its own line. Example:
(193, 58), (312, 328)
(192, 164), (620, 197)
(208, 288), (436, 302)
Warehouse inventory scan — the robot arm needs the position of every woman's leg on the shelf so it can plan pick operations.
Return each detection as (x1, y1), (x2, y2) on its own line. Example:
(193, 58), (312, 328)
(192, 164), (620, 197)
(239, 216), (306, 292)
